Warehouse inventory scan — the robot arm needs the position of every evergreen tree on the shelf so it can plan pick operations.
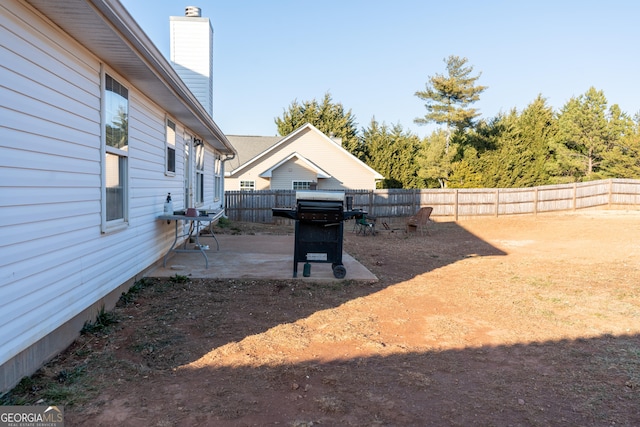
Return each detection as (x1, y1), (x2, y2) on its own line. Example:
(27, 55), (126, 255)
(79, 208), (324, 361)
(362, 119), (422, 188)
(515, 96), (556, 186)
(553, 87), (612, 180)
(447, 96), (557, 188)
(481, 97), (556, 187)
(275, 92), (361, 157)
(417, 130), (460, 188)
(600, 109), (640, 178)
(414, 55), (487, 152)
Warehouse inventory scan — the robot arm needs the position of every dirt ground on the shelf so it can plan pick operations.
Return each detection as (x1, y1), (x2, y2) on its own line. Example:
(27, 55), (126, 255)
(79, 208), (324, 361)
(4, 210), (640, 426)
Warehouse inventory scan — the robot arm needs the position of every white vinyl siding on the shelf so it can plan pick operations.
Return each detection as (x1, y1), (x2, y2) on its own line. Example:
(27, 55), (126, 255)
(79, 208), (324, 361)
(0, 0), (224, 380)
(1, 0), (104, 367)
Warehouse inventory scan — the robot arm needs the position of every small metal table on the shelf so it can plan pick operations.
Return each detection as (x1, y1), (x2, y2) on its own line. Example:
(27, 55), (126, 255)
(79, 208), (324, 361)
(158, 214), (220, 268)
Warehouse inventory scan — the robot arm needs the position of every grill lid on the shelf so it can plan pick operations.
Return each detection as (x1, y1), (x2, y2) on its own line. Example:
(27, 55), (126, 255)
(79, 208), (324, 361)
(295, 190), (344, 202)
(297, 199), (344, 222)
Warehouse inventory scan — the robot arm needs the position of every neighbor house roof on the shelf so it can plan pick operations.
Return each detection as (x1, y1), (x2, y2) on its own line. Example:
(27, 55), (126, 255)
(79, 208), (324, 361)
(24, 0), (236, 156)
(225, 135), (282, 171)
(226, 123), (384, 180)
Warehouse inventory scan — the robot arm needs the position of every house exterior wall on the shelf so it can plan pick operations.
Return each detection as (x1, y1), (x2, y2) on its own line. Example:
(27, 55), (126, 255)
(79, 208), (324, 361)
(226, 127), (379, 190)
(0, 0), (223, 392)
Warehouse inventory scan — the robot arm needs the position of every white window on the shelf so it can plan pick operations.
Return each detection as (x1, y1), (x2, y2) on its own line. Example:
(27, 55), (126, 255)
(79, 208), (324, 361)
(166, 118), (176, 175)
(293, 180), (312, 190)
(214, 153), (222, 201)
(195, 139), (204, 205)
(102, 72), (129, 230)
(240, 180), (255, 191)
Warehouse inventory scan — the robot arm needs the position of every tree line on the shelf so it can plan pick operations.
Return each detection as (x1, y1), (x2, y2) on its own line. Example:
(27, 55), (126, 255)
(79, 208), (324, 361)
(275, 56), (640, 189)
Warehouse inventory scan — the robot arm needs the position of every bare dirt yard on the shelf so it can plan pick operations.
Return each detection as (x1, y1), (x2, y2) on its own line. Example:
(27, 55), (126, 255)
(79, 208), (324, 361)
(3, 210), (640, 426)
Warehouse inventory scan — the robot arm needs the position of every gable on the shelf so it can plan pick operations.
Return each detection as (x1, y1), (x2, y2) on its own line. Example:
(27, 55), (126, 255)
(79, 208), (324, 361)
(227, 123), (383, 181)
(260, 152), (331, 179)
(268, 157), (319, 189)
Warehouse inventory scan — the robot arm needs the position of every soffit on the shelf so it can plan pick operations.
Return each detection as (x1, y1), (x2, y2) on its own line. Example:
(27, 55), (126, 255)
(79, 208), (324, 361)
(24, 0), (235, 155)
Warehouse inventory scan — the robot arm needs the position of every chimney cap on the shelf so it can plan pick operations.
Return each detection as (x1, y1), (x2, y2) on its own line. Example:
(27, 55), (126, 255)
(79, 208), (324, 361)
(185, 6), (201, 17)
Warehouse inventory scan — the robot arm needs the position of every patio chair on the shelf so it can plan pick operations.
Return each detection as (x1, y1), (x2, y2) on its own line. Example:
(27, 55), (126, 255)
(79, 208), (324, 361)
(356, 214), (376, 236)
(406, 207), (433, 236)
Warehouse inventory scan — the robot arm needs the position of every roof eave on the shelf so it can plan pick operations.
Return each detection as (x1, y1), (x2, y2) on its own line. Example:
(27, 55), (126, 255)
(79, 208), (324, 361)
(24, 0), (236, 156)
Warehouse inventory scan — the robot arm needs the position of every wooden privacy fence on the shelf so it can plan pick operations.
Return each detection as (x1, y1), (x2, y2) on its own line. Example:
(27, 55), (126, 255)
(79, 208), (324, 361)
(224, 178), (640, 223)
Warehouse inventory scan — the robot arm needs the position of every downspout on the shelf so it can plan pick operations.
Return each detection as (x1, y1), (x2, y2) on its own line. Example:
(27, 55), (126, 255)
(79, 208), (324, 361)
(219, 152), (236, 218)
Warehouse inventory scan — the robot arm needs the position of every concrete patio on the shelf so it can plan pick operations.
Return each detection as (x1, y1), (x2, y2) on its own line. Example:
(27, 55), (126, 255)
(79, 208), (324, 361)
(147, 234), (378, 282)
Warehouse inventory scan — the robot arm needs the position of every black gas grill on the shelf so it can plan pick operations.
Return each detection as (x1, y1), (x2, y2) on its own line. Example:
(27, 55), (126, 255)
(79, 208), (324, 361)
(272, 191), (361, 278)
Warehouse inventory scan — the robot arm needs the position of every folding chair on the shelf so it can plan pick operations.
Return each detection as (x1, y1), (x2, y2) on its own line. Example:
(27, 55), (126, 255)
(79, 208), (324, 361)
(356, 214), (376, 236)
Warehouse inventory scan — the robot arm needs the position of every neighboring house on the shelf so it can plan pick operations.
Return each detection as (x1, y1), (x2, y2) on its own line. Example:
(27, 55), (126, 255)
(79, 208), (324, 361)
(0, 0), (236, 392)
(226, 123), (384, 191)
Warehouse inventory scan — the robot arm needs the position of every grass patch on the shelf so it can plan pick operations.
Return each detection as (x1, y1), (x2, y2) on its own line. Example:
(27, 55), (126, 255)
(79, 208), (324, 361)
(81, 305), (119, 335)
(0, 364), (90, 407)
(119, 277), (154, 305)
(169, 274), (190, 284)
(216, 216), (231, 228)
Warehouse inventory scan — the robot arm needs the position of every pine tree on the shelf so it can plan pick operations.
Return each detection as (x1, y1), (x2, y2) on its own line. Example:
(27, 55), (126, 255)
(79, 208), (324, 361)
(553, 87), (612, 180)
(274, 92), (361, 157)
(415, 55), (487, 152)
(417, 130), (460, 188)
(600, 109), (640, 178)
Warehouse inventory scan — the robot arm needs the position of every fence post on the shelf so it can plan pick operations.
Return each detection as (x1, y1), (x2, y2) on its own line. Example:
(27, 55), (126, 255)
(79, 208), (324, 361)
(573, 183), (577, 211)
(495, 189), (499, 217)
(454, 189), (459, 221)
(608, 179), (613, 207)
(534, 187), (538, 216)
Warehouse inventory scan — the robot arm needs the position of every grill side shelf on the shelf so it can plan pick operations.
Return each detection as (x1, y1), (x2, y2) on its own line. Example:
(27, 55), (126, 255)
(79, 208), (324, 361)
(272, 208), (298, 220)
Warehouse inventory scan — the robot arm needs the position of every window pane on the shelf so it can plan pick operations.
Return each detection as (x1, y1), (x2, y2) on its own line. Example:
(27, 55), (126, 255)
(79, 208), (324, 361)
(214, 155), (221, 200)
(293, 181), (311, 190)
(105, 75), (128, 150)
(166, 120), (176, 173)
(167, 146), (176, 173)
(215, 176), (221, 200)
(106, 153), (126, 221)
(195, 143), (204, 171)
(196, 172), (204, 203)
(240, 181), (255, 191)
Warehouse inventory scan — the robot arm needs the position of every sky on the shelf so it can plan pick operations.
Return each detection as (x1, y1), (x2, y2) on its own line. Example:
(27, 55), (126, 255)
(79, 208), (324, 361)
(119, 0), (640, 138)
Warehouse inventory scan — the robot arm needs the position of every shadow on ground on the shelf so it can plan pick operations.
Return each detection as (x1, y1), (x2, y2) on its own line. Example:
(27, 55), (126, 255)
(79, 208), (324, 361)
(10, 217), (640, 425)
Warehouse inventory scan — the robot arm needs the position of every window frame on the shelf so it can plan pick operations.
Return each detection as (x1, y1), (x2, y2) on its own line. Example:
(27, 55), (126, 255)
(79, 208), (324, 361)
(240, 180), (255, 191)
(101, 68), (130, 233)
(195, 139), (205, 205)
(165, 117), (176, 175)
(213, 153), (222, 201)
(292, 180), (312, 190)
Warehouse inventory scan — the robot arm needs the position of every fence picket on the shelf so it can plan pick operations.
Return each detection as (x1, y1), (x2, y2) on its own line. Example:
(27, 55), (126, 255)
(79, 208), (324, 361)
(223, 179), (640, 223)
